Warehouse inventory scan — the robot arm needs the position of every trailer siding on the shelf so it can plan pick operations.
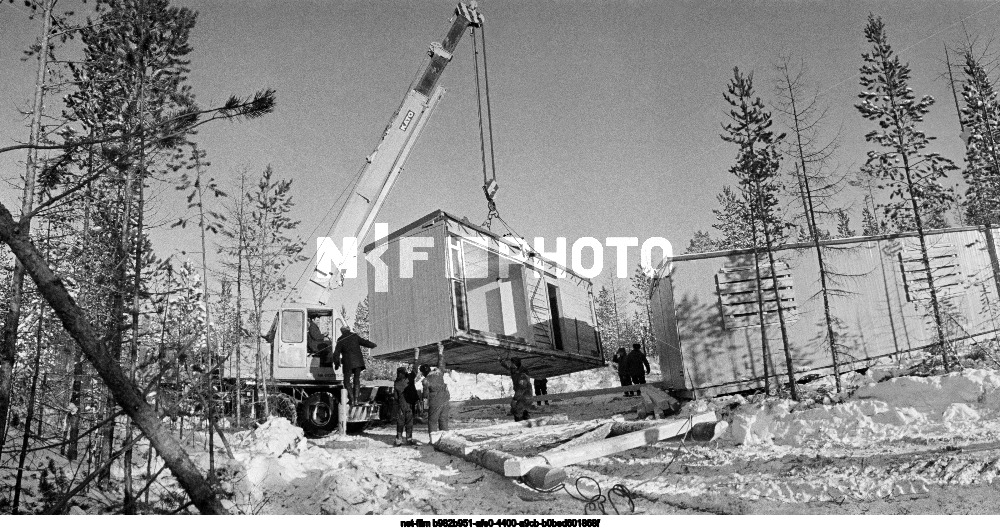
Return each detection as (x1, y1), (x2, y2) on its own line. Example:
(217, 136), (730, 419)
(651, 226), (1000, 396)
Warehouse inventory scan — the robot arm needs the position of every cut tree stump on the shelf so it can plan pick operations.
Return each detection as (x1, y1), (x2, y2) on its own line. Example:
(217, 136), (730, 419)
(503, 411), (716, 477)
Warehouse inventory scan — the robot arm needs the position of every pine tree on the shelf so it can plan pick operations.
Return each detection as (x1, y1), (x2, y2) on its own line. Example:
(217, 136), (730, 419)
(685, 230), (718, 254)
(722, 67), (796, 398)
(835, 210), (856, 238)
(0, 0), (274, 513)
(711, 185), (755, 250)
(861, 205), (882, 236)
(959, 47), (1000, 225)
(856, 14), (957, 369)
(243, 166), (305, 405)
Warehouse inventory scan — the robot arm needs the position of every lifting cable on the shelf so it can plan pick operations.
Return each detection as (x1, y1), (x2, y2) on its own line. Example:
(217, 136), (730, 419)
(469, 25), (544, 266)
(471, 25), (500, 230)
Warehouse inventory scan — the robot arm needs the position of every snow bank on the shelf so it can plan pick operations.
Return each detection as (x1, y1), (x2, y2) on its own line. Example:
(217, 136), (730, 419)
(853, 369), (1000, 416)
(723, 369), (1000, 447)
(221, 418), (423, 514)
(232, 417), (308, 456)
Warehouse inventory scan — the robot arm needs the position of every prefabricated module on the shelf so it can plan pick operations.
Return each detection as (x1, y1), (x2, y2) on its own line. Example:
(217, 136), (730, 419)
(364, 210), (605, 377)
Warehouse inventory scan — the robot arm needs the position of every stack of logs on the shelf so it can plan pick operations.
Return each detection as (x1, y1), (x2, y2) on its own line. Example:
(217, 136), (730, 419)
(434, 411), (723, 489)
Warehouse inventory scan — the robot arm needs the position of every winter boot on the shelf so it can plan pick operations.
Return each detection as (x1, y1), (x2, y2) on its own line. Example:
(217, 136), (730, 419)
(394, 436), (403, 447)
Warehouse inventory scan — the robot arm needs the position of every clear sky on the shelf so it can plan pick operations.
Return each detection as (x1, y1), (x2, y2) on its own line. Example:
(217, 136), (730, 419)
(2, 0), (999, 314)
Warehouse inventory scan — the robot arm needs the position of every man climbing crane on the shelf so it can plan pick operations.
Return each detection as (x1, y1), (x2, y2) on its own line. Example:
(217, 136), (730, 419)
(333, 325), (377, 405)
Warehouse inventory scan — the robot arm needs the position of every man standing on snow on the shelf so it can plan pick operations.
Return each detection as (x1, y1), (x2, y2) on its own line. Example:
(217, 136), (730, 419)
(419, 363), (451, 441)
(333, 325), (376, 405)
(612, 347), (632, 396)
(626, 343), (651, 395)
(393, 366), (418, 446)
(500, 356), (532, 421)
(533, 377), (549, 406)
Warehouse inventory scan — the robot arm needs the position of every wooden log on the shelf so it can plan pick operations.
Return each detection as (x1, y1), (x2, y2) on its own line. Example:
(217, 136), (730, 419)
(435, 433), (567, 489)
(610, 419), (685, 436)
(681, 421), (728, 442)
(446, 419), (601, 454)
(435, 433), (516, 475)
(455, 384), (663, 408)
(643, 386), (680, 417)
(545, 422), (613, 453)
(503, 411), (716, 477)
(480, 420), (607, 453)
(523, 466), (567, 490)
(447, 414), (570, 438)
(612, 419), (728, 442)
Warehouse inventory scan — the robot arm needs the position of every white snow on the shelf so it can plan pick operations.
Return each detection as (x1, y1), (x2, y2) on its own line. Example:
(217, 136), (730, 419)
(719, 369), (1000, 448)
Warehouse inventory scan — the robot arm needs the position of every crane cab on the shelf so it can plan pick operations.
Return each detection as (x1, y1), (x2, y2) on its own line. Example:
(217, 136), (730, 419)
(264, 305), (344, 382)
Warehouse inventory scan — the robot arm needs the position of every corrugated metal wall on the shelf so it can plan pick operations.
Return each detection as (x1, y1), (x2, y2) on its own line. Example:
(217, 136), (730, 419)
(651, 226), (1000, 396)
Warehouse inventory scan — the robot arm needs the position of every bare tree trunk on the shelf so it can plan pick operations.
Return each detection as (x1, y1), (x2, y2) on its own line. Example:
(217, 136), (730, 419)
(234, 174), (247, 428)
(777, 60), (844, 391)
(0, 200), (228, 514)
(761, 218), (798, 400)
(748, 225), (773, 395)
(0, 0), (53, 449)
(66, 347), (85, 460)
(192, 148), (217, 476)
(12, 303), (46, 514)
(67, 166), (95, 462)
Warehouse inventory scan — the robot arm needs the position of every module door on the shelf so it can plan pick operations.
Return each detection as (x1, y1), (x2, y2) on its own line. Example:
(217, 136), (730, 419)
(274, 309), (308, 380)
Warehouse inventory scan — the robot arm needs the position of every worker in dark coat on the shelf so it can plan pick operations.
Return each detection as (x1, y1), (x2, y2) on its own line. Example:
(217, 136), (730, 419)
(500, 357), (532, 421)
(612, 347), (632, 396)
(307, 315), (333, 365)
(626, 343), (651, 395)
(419, 363), (450, 441)
(533, 377), (549, 406)
(393, 367), (418, 446)
(333, 325), (376, 405)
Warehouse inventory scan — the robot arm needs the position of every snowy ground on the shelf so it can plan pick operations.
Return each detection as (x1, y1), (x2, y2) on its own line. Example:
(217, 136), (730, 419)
(5, 361), (1000, 514)
(207, 364), (1000, 515)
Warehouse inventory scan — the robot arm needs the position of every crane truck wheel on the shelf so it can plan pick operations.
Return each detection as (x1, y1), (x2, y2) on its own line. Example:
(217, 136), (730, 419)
(301, 391), (337, 436)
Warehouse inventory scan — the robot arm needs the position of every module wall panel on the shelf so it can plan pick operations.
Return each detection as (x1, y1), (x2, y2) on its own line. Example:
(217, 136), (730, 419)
(368, 222), (452, 355)
(649, 226), (1000, 397)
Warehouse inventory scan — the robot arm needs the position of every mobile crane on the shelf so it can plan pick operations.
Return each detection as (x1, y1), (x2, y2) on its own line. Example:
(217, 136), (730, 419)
(253, 3), (484, 434)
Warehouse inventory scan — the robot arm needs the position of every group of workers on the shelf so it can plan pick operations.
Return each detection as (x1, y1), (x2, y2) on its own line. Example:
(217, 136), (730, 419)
(392, 362), (451, 445)
(306, 313), (653, 445)
(391, 355), (532, 446)
(611, 343), (651, 396)
(308, 314), (375, 406)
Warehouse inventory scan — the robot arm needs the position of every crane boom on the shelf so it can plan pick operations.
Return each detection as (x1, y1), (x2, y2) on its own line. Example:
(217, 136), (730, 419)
(306, 3), (483, 303)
